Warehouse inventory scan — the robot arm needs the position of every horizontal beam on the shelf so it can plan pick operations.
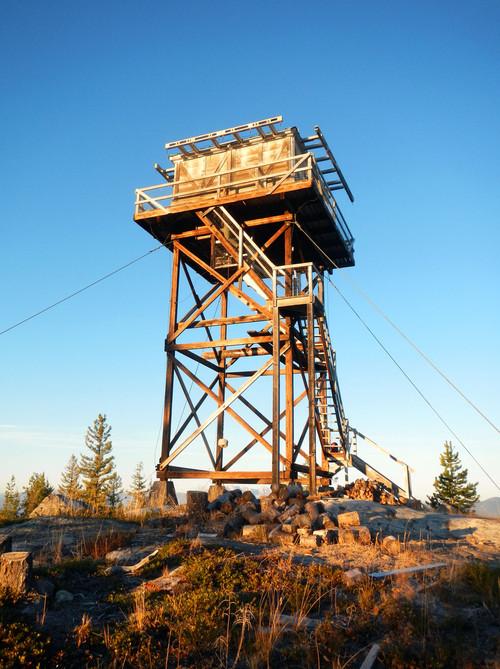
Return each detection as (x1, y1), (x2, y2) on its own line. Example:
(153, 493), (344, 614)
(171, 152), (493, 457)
(189, 314), (266, 329)
(168, 335), (285, 351)
(244, 213), (293, 227)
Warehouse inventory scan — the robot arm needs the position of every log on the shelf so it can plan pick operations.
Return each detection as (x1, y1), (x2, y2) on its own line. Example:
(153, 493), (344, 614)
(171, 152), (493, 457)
(369, 562), (447, 579)
(122, 549), (159, 573)
(360, 643), (381, 669)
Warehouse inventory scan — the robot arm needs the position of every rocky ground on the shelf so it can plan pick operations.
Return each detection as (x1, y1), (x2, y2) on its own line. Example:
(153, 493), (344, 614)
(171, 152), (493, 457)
(0, 489), (499, 667)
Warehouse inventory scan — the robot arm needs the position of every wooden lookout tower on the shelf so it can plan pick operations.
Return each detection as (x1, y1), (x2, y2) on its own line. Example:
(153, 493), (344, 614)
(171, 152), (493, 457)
(134, 116), (412, 497)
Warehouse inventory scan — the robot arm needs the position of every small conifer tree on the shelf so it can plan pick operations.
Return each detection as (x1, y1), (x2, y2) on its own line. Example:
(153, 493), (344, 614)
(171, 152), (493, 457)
(428, 441), (479, 513)
(79, 413), (115, 514)
(22, 473), (53, 516)
(59, 454), (82, 511)
(1, 476), (20, 521)
(129, 462), (148, 508)
(107, 472), (124, 513)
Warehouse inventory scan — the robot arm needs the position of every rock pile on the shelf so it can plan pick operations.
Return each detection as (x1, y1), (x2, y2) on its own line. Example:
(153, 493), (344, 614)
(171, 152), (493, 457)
(344, 479), (400, 505)
(201, 484), (375, 548)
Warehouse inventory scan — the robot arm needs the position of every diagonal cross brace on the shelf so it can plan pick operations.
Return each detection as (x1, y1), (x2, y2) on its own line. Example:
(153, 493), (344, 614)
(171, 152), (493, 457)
(159, 355), (274, 470)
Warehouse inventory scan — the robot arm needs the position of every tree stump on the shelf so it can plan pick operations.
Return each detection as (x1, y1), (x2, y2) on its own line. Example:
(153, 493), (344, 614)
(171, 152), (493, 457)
(0, 551), (32, 595)
(186, 491), (208, 514)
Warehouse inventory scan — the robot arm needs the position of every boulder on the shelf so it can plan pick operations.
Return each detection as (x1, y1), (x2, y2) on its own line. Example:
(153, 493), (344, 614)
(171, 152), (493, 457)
(55, 589), (74, 604)
(259, 495), (276, 514)
(337, 511), (361, 528)
(0, 551), (32, 595)
(278, 504), (301, 523)
(0, 535), (12, 555)
(105, 546), (159, 566)
(292, 513), (312, 529)
(223, 515), (245, 538)
(268, 527), (296, 546)
(343, 568), (364, 586)
(338, 526), (371, 545)
(35, 578), (55, 598)
(313, 528), (338, 544)
(381, 535), (400, 555)
(29, 493), (89, 518)
(207, 484), (226, 503)
(241, 525), (271, 542)
(240, 490), (258, 504)
(305, 501), (323, 521)
(299, 534), (321, 548)
(319, 513), (337, 530)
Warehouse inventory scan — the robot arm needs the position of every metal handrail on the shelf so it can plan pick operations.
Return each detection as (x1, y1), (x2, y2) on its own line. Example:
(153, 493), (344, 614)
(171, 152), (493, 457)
(135, 151), (354, 250)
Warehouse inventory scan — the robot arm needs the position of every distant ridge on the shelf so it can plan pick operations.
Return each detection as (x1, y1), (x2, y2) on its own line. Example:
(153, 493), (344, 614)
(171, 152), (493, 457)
(475, 497), (500, 518)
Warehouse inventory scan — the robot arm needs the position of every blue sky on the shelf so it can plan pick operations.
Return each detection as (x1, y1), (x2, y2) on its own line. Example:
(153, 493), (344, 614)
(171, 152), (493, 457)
(0, 0), (498, 500)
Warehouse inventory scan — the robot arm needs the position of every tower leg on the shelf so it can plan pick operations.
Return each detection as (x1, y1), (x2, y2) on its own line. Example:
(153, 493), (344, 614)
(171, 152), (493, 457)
(284, 225), (294, 479)
(216, 292), (227, 470)
(307, 302), (317, 494)
(160, 245), (180, 470)
(272, 305), (281, 488)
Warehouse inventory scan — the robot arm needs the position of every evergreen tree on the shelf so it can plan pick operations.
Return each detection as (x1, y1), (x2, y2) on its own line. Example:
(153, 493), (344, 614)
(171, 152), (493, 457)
(129, 462), (147, 508)
(79, 413), (115, 514)
(0, 476), (20, 521)
(428, 441), (479, 513)
(22, 473), (53, 516)
(107, 472), (123, 512)
(59, 455), (82, 502)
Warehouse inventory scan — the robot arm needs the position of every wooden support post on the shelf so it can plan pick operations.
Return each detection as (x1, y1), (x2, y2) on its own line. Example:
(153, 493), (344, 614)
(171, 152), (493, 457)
(272, 305), (281, 487)
(284, 224), (294, 477)
(160, 245), (180, 466)
(307, 301), (317, 493)
(216, 291), (227, 469)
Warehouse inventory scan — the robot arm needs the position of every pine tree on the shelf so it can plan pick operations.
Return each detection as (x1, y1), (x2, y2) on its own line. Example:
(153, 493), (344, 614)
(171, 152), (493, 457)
(107, 472), (123, 513)
(59, 454), (82, 508)
(1, 476), (20, 521)
(129, 462), (147, 508)
(428, 441), (479, 513)
(79, 413), (115, 514)
(22, 473), (53, 516)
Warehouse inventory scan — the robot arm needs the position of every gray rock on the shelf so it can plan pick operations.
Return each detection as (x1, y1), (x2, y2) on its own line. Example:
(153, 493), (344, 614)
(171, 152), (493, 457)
(35, 578), (55, 598)
(55, 589), (74, 604)
(29, 493), (89, 518)
(0, 535), (12, 555)
(105, 545), (159, 566)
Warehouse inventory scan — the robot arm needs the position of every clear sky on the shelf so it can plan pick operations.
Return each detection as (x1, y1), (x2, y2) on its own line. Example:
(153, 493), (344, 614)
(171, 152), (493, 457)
(0, 0), (498, 500)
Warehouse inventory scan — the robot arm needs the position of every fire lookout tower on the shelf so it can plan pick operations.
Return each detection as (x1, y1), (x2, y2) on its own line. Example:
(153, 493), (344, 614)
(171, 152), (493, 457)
(134, 116), (411, 497)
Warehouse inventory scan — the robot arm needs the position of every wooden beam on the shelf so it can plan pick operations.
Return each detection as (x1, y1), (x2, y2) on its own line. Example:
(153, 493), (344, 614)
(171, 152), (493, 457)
(272, 306), (281, 487)
(189, 314), (265, 329)
(168, 334), (284, 351)
(244, 213), (294, 227)
(168, 265), (245, 343)
(160, 244), (180, 463)
(173, 364), (216, 469)
(222, 389), (307, 471)
(174, 352), (292, 467)
(175, 241), (271, 320)
(159, 356), (275, 469)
